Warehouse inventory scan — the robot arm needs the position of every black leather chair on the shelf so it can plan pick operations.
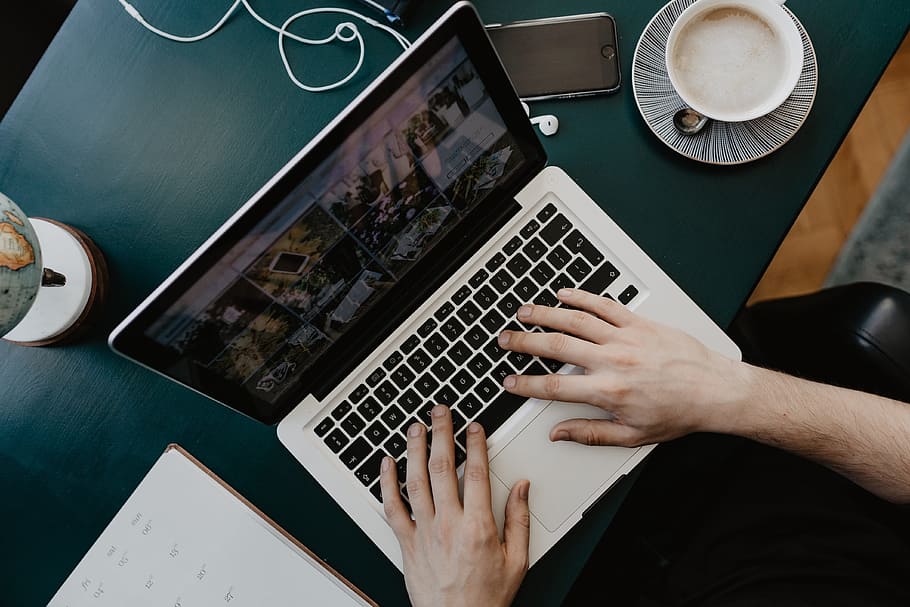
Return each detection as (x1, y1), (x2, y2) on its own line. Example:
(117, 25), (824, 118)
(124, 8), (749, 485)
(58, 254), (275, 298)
(728, 281), (910, 403)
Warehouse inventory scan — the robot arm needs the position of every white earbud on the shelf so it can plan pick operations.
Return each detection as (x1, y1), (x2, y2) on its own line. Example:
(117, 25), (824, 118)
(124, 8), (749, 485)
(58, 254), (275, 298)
(521, 101), (559, 136)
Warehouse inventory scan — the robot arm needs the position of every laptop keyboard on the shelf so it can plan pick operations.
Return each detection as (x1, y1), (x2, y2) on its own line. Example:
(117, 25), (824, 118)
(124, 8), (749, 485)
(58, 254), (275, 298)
(312, 203), (642, 507)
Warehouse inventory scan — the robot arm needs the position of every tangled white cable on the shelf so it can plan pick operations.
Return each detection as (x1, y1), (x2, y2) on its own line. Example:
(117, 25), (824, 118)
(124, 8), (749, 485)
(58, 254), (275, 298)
(117, 0), (412, 92)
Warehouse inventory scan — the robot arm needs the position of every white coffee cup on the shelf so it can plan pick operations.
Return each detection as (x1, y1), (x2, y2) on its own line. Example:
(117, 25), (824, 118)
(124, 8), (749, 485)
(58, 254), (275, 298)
(666, 0), (804, 123)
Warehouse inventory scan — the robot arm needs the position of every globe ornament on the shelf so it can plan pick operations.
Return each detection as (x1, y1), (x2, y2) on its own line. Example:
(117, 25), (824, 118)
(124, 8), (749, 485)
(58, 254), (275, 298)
(0, 193), (108, 346)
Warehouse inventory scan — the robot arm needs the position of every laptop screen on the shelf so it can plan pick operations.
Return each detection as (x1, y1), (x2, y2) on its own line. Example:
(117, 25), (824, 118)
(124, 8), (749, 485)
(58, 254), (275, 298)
(111, 5), (546, 424)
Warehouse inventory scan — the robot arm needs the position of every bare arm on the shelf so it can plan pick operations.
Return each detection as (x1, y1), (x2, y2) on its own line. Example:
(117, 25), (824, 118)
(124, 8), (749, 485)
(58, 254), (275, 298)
(499, 288), (910, 505)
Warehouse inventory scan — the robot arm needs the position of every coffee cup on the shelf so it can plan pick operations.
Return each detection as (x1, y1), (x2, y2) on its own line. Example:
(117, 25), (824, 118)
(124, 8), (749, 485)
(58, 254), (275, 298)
(666, 0), (804, 123)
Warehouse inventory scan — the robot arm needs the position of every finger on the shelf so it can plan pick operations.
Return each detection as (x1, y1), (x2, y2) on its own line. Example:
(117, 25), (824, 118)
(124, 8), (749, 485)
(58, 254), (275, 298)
(405, 421), (435, 523)
(557, 288), (637, 327)
(503, 480), (531, 573)
(380, 456), (414, 539)
(428, 405), (462, 515)
(514, 303), (614, 343)
(549, 418), (642, 448)
(503, 372), (601, 405)
(462, 422), (494, 515)
(498, 330), (603, 368)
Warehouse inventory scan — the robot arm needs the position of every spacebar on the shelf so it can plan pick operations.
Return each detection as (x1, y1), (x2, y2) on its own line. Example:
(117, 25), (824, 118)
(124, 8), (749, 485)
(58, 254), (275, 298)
(474, 362), (548, 436)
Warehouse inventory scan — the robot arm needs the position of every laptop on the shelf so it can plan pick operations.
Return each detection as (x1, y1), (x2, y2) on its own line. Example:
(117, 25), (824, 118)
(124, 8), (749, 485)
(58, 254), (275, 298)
(109, 1), (741, 570)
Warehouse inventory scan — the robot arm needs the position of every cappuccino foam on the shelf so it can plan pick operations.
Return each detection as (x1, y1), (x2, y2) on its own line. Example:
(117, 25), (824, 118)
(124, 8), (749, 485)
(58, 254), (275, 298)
(671, 8), (787, 116)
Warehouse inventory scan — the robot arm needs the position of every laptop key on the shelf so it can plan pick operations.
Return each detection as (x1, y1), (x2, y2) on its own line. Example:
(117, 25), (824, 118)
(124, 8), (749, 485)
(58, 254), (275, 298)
(425, 333), (448, 357)
(408, 348), (432, 373)
(531, 261), (556, 286)
(565, 230), (605, 266)
(381, 404), (407, 429)
(440, 317), (465, 340)
(474, 378), (500, 402)
(469, 269), (489, 289)
(451, 408), (468, 433)
(340, 437), (372, 470)
(619, 285), (639, 305)
(331, 400), (352, 420)
(366, 367), (386, 388)
(507, 351), (532, 370)
(357, 397), (381, 421)
(342, 411), (367, 436)
(536, 202), (557, 223)
(567, 257), (593, 282)
(542, 357), (564, 373)
(452, 369), (476, 391)
(391, 364), (417, 389)
(416, 373), (440, 398)
(365, 421), (390, 446)
(534, 290), (559, 307)
(551, 273), (574, 293)
(375, 380), (399, 405)
(540, 213), (573, 245)
(314, 417), (334, 437)
(490, 269), (516, 293)
(522, 237), (547, 262)
(467, 353), (492, 377)
(514, 278), (538, 301)
(506, 253), (531, 277)
(434, 385), (458, 407)
(417, 403), (435, 426)
(480, 309), (506, 334)
(445, 340), (470, 365)
(383, 350), (404, 371)
(465, 325), (487, 349)
(434, 302), (455, 321)
(355, 452), (387, 487)
(401, 334), (421, 354)
(430, 357), (456, 381)
(384, 433), (407, 457)
(484, 337), (508, 362)
(350, 384), (369, 403)
(398, 388), (421, 413)
(472, 285), (498, 309)
(485, 252), (506, 272)
(474, 390), (526, 437)
(503, 235), (523, 256)
(496, 292), (522, 318)
(324, 428), (350, 453)
(456, 301), (482, 325)
(417, 318), (437, 338)
(457, 393), (483, 419)
(491, 361), (516, 385)
(519, 219), (540, 239)
(579, 261), (620, 295)
(452, 285), (472, 305)
(370, 481), (383, 503)
(524, 361), (549, 376)
(546, 245), (571, 269)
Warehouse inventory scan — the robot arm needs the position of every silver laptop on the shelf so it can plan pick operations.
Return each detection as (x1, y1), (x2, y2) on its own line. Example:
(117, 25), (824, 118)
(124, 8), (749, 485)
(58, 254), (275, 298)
(109, 1), (740, 570)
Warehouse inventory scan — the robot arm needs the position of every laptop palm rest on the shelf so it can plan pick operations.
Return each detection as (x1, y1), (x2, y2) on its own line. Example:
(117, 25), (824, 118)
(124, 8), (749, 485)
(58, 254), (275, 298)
(489, 401), (640, 532)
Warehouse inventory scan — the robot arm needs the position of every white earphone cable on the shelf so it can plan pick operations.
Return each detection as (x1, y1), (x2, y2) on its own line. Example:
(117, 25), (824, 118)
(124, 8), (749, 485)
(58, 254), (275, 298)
(116, 0), (411, 92)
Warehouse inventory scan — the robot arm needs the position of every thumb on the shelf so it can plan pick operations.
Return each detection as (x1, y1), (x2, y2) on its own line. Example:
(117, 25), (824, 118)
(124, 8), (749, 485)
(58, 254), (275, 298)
(549, 418), (639, 447)
(503, 480), (531, 572)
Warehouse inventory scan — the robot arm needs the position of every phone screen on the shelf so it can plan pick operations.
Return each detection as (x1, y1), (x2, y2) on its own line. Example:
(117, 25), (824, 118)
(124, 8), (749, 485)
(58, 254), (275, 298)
(487, 15), (620, 99)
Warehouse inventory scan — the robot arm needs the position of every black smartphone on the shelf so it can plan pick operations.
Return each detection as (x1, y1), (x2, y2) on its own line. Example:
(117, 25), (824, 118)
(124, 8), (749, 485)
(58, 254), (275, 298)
(486, 13), (620, 101)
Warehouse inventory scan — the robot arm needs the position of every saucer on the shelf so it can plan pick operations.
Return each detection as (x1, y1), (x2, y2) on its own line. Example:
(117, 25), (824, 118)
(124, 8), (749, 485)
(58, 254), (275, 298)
(631, 0), (818, 165)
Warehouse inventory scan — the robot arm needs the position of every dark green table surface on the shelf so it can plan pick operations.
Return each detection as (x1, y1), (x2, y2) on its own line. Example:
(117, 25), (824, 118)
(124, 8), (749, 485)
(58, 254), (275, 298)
(2, 0), (908, 604)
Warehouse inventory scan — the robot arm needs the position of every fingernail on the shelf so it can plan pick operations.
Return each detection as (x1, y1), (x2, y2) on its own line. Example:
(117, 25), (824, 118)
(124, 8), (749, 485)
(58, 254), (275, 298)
(503, 375), (516, 389)
(517, 305), (531, 319)
(432, 404), (447, 418)
(381, 457), (391, 472)
(552, 430), (569, 441)
(498, 331), (511, 346)
(467, 422), (482, 434)
(409, 422), (422, 437)
(519, 481), (529, 500)
(558, 288), (573, 298)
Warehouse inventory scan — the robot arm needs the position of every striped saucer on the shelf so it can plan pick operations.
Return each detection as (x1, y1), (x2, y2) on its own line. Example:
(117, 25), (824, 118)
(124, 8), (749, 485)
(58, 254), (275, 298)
(632, 0), (818, 165)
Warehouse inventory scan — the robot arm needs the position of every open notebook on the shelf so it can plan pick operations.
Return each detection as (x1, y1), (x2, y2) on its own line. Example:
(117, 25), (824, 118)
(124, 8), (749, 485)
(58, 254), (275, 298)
(49, 445), (375, 606)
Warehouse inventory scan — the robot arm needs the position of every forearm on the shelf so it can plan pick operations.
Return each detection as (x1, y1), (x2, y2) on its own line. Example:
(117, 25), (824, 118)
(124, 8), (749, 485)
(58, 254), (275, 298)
(708, 364), (910, 504)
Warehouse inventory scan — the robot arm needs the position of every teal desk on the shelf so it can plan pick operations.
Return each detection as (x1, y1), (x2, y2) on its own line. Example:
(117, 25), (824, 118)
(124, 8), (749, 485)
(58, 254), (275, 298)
(1, 1), (907, 604)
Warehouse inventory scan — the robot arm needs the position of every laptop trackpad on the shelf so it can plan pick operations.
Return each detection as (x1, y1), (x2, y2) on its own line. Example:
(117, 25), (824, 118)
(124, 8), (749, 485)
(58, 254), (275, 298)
(489, 401), (640, 532)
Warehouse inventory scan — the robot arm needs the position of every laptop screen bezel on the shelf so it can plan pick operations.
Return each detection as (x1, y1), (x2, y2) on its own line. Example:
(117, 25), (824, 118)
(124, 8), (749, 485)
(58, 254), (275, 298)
(109, 3), (547, 425)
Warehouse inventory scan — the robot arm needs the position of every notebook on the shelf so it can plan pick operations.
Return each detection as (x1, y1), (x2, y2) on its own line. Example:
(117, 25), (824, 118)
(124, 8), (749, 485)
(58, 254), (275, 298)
(49, 445), (375, 606)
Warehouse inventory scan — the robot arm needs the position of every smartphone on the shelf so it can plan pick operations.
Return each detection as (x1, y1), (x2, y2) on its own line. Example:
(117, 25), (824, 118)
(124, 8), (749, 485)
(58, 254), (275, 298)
(486, 13), (621, 101)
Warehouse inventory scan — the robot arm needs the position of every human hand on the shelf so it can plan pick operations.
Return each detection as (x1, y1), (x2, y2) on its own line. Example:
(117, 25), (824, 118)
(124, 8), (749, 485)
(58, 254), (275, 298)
(380, 405), (531, 607)
(497, 288), (748, 447)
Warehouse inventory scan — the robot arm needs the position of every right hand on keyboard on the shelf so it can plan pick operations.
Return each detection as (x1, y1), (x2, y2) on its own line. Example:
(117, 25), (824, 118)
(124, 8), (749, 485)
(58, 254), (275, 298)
(496, 288), (747, 448)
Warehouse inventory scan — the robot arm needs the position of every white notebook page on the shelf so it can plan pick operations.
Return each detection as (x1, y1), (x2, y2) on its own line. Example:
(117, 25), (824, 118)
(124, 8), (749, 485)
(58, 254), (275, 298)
(49, 448), (371, 606)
